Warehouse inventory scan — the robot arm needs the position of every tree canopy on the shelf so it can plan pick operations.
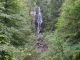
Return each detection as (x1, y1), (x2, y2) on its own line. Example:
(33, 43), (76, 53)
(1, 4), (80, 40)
(0, 0), (80, 60)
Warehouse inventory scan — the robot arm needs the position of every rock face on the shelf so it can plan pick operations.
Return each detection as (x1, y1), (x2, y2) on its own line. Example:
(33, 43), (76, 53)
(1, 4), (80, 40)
(30, 6), (44, 33)
(30, 6), (37, 32)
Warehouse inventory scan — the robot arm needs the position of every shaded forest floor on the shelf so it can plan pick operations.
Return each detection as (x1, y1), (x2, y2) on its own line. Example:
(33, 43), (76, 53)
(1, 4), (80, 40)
(35, 33), (48, 53)
(23, 32), (49, 60)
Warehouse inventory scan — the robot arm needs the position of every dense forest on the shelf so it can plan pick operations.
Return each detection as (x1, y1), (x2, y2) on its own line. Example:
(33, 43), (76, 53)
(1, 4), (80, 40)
(0, 0), (80, 60)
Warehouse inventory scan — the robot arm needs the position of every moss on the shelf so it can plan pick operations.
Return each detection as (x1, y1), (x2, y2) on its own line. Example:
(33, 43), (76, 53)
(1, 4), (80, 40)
(0, 50), (12, 60)
(48, 57), (58, 60)
(73, 52), (80, 60)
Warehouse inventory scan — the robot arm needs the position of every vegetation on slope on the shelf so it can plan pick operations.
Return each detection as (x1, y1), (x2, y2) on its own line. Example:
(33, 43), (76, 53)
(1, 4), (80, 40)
(0, 0), (80, 60)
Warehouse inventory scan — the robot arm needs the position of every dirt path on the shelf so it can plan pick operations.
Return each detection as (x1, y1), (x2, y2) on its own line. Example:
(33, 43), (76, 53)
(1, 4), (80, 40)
(35, 33), (48, 53)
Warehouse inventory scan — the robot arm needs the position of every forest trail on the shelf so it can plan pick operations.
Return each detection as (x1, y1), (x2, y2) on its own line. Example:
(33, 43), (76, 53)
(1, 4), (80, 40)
(35, 33), (48, 53)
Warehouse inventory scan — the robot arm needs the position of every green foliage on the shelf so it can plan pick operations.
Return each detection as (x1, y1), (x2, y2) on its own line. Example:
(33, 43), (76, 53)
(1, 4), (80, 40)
(38, 0), (80, 60)
(56, 0), (80, 43)
(0, 0), (32, 46)
(40, 0), (64, 31)
(50, 0), (80, 60)
(0, 44), (27, 60)
(0, 0), (33, 60)
(0, 0), (80, 60)
(73, 52), (80, 60)
(0, 50), (12, 60)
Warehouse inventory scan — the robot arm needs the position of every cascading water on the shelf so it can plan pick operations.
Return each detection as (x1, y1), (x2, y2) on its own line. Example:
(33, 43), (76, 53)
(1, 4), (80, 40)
(37, 7), (43, 33)
(35, 7), (48, 53)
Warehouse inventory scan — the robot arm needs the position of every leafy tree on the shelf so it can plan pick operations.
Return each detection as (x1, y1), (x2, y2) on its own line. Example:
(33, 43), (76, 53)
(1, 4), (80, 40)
(38, 0), (80, 60)
(53, 0), (80, 59)
(40, 0), (64, 31)
(0, 0), (31, 46)
(0, 0), (33, 60)
(56, 0), (80, 43)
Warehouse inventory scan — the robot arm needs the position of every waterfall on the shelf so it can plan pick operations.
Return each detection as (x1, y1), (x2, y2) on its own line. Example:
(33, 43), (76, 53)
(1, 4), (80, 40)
(35, 7), (48, 53)
(37, 7), (43, 33)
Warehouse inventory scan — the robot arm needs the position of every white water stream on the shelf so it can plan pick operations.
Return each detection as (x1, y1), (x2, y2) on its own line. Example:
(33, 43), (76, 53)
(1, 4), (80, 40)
(37, 7), (43, 33)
